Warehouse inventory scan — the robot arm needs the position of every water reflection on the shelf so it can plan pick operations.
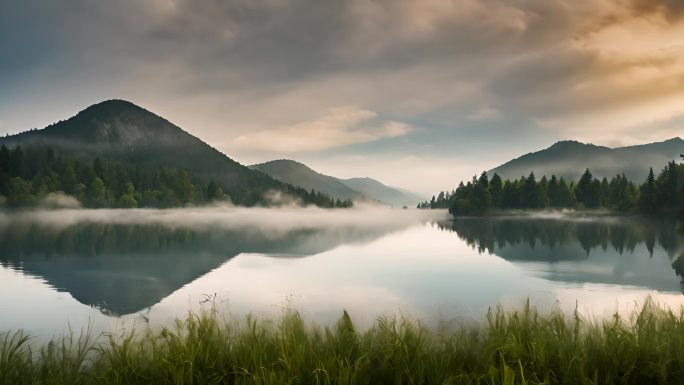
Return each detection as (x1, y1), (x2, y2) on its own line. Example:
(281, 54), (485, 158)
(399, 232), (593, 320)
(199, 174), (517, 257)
(441, 216), (684, 292)
(0, 215), (416, 315)
(2, 209), (683, 339)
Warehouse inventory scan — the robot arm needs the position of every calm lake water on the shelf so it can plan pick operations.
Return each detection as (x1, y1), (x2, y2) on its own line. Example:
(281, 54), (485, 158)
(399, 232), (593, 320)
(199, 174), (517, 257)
(1, 207), (684, 340)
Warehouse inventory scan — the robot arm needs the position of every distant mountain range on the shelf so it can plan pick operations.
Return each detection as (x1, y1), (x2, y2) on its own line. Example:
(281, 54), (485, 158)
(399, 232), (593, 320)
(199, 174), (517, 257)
(251, 159), (424, 207)
(251, 160), (365, 201)
(340, 177), (425, 208)
(489, 138), (684, 182)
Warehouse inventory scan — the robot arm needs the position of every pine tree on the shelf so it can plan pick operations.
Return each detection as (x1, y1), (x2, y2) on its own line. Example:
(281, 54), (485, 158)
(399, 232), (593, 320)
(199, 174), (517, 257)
(547, 175), (559, 207)
(538, 176), (549, 208)
(490, 173), (503, 208)
(207, 181), (225, 201)
(662, 161), (678, 209)
(470, 172), (492, 212)
(522, 172), (539, 208)
(557, 177), (575, 207)
(575, 169), (601, 208)
(639, 167), (656, 212)
(88, 177), (108, 207)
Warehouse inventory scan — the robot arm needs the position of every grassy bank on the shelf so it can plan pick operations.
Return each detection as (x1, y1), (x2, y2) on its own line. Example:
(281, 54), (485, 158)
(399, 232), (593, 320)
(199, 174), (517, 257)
(3, 300), (684, 385)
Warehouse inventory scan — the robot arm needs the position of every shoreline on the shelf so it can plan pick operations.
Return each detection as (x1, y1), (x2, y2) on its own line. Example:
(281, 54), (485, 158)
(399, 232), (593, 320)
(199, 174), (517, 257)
(2, 299), (684, 384)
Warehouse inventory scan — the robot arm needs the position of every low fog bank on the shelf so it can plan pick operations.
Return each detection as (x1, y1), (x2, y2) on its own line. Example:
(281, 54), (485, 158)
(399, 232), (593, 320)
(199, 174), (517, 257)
(474, 209), (637, 222)
(38, 192), (82, 209)
(0, 205), (448, 236)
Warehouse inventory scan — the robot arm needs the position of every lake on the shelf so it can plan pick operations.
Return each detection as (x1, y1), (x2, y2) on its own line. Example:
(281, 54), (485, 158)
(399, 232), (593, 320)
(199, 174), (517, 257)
(1, 207), (684, 341)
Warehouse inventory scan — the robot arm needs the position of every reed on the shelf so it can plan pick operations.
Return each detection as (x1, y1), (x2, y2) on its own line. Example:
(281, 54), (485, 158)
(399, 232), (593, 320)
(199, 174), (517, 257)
(3, 299), (684, 384)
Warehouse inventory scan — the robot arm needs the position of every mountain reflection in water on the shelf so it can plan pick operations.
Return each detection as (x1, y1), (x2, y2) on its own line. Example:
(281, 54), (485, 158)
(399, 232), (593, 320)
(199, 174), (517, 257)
(1, 209), (683, 323)
(0, 210), (422, 315)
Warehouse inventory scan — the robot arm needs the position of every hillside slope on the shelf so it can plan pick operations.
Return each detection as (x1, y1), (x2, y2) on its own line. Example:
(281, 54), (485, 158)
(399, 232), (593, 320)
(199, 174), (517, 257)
(340, 177), (424, 207)
(489, 138), (684, 181)
(251, 159), (425, 206)
(0, 100), (310, 205)
(250, 160), (364, 201)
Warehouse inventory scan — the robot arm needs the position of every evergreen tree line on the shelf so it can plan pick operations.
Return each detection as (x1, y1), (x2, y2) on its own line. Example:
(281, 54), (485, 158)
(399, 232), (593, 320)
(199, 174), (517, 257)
(0, 146), (353, 209)
(418, 162), (684, 216)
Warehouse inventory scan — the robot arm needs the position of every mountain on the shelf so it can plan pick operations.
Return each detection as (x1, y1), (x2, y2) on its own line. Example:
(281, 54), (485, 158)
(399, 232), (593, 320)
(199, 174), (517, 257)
(489, 137), (684, 182)
(250, 160), (364, 201)
(340, 177), (424, 207)
(0, 100), (317, 206)
(250, 159), (424, 206)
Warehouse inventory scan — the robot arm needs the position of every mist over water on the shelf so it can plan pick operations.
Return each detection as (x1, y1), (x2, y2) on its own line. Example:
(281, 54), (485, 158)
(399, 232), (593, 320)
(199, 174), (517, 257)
(0, 206), (447, 235)
(1, 207), (683, 340)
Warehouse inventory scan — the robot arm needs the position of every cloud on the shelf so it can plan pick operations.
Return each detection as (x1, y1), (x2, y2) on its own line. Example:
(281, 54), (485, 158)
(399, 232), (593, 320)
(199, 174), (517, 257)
(627, 0), (684, 22)
(231, 107), (413, 152)
(468, 106), (501, 121)
(2, 0), (684, 190)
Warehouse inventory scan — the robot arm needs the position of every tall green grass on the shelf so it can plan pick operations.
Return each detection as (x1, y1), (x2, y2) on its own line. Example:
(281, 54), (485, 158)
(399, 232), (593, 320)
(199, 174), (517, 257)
(3, 299), (684, 384)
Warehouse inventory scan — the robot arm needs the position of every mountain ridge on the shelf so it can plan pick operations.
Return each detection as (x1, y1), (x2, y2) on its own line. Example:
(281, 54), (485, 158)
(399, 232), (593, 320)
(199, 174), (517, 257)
(250, 159), (365, 201)
(0, 100), (344, 206)
(250, 159), (424, 207)
(340, 177), (425, 207)
(489, 137), (684, 182)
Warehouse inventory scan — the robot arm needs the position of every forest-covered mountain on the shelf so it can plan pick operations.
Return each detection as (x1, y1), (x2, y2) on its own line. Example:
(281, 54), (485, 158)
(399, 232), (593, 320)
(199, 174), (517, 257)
(250, 159), (424, 207)
(489, 138), (684, 181)
(339, 177), (425, 207)
(0, 100), (351, 207)
(422, 136), (684, 215)
(250, 160), (364, 201)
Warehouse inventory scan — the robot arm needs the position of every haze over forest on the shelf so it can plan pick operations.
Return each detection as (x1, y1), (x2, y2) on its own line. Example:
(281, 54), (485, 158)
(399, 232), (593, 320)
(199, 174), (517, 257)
(2, 0), (684, 195)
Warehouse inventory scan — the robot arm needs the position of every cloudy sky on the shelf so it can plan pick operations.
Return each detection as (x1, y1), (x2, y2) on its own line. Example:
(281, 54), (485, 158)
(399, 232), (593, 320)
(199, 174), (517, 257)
(1, 0), (683, 195)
